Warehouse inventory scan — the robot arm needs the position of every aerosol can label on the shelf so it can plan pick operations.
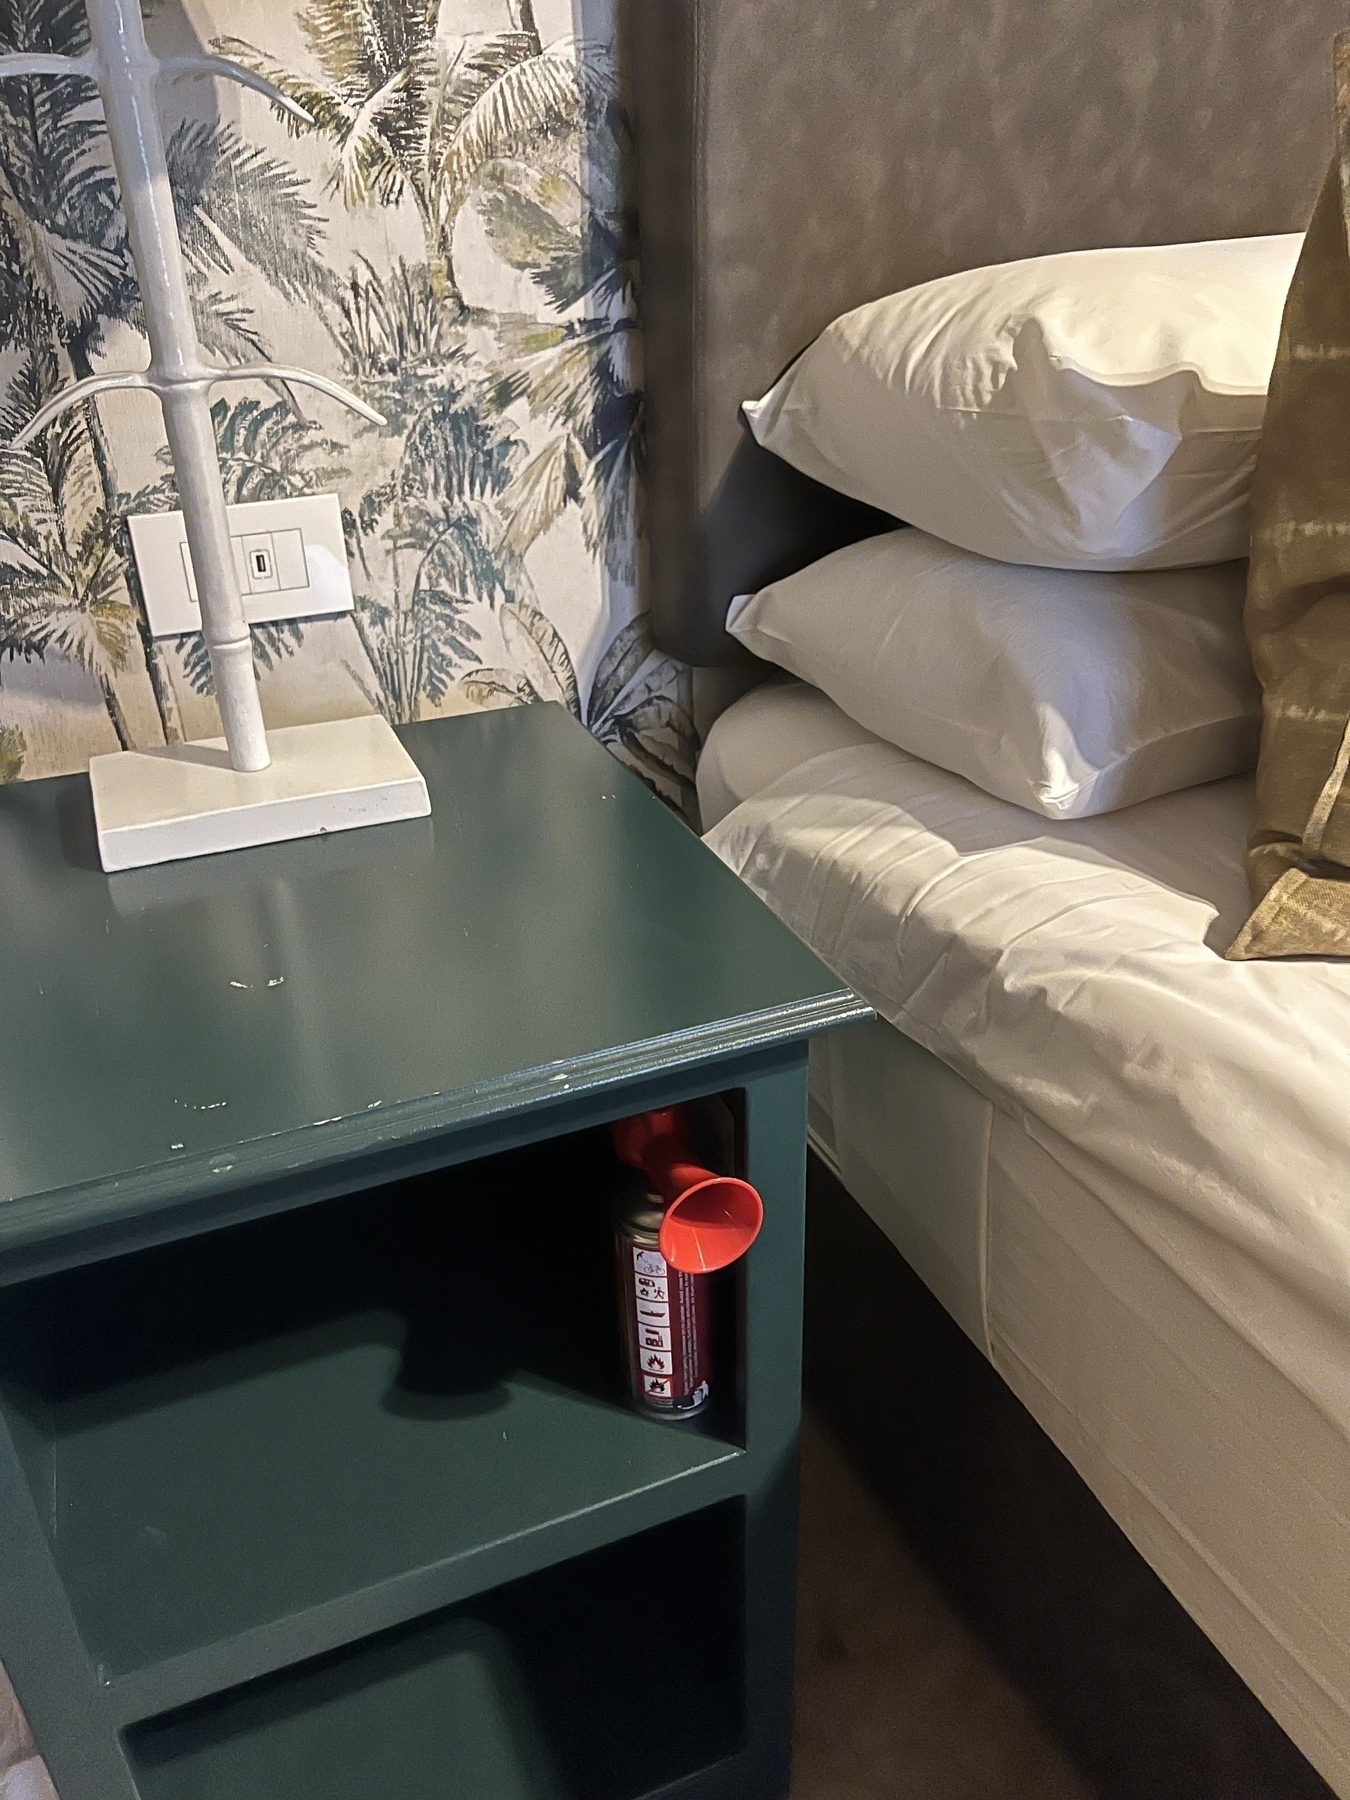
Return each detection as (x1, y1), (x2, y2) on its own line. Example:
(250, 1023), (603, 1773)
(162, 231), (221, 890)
(616, 1229), (711, 1416)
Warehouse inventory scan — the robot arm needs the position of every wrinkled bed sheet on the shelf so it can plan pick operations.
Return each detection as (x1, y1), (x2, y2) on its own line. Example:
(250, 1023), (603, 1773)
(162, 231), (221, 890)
(704, 693), (1350, 1441)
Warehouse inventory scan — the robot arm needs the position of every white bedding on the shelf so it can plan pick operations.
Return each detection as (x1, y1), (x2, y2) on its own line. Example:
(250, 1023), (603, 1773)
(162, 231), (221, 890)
(699, 678), (1350, 1795)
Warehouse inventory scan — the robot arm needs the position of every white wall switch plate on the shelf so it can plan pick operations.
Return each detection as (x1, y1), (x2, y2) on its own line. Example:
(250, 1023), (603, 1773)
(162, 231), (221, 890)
(127, 494), (355, 638)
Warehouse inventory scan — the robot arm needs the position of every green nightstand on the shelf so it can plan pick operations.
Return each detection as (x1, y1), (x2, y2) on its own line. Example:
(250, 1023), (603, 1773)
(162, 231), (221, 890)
(0, 704), (867, 1800)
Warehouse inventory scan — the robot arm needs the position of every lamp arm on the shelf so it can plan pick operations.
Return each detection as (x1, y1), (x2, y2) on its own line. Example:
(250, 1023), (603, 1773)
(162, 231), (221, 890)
(12, 373), (154, 450)
(156, 55), (314, 128)
(0, 52), (95, 80)
(0, 43), (314, 131)
(11, 364), (386, 454)
(213, 366), (386, 428)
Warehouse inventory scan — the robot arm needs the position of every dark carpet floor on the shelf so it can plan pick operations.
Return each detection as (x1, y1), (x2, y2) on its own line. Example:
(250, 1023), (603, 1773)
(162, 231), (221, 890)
(793, 1409), (1094, 1799)
(795, 1154), (1336, 1800)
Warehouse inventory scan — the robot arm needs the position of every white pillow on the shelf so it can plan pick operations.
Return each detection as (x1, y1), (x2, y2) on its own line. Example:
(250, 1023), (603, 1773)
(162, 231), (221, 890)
(725, 529), (1259, 820)
(743, 235), (1302, 571)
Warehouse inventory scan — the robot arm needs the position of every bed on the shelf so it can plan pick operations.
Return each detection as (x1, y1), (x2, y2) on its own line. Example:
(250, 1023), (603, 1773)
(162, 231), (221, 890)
(627, 2), (1350, 1792)
(699, 678), (1350, 1790)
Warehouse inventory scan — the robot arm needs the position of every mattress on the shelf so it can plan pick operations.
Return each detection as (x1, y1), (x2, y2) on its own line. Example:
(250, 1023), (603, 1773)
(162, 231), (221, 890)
(699, 678), (1350, 1799)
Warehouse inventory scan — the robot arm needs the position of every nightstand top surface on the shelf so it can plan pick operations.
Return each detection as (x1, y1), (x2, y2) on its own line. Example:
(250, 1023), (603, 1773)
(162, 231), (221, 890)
(0, 705), (866, 1254)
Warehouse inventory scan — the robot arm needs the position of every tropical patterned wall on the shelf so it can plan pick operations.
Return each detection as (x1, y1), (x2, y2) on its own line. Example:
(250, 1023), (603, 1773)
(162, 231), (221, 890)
(0, 0), (697, 817)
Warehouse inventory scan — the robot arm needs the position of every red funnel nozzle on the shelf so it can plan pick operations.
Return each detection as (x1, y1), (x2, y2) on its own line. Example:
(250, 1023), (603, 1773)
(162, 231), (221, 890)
(612, 1109), (764, 1274)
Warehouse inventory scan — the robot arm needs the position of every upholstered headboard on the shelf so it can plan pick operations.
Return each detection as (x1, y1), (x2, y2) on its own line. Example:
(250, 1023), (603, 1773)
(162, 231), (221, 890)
(629, 0), (1346, 666)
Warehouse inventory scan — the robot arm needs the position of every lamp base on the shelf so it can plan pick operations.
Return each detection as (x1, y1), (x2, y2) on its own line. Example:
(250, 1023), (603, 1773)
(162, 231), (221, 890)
(89, 714), (431, 873)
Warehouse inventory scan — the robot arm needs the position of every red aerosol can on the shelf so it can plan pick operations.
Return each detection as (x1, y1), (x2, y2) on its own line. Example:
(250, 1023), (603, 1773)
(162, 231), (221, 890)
(611, 1109), (765, 1420)
(614, 1188), (713, 1416)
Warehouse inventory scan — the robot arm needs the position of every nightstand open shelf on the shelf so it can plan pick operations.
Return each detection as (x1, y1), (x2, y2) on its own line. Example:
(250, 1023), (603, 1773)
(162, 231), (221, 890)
(0, 1130), (745, 1724)
(0, 706), (869, 1799)
(126, 1504), (745, 1800)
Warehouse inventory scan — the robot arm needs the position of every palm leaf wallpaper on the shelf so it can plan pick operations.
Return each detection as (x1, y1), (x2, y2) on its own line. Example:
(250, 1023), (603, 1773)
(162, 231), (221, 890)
(0, 0), (697, 817)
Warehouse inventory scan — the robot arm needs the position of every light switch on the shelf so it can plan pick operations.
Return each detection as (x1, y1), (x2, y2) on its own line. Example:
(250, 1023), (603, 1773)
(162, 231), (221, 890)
(131, 494), (353, 638)
(273, 529), (307, 589)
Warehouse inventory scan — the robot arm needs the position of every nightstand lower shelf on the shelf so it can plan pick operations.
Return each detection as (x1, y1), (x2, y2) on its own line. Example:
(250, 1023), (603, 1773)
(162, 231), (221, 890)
(126, 1505), (745, 1800)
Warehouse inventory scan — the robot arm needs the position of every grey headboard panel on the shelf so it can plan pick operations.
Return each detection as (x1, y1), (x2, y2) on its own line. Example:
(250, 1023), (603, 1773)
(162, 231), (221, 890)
(629, 0), (1346, 666)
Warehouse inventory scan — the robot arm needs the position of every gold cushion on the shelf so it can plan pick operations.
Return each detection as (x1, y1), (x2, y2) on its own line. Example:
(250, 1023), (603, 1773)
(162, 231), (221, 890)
(1229, 35), (1350, 958)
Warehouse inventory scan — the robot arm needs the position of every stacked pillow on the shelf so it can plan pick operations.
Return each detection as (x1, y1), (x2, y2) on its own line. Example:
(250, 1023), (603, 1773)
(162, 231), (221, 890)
(731, 234), (1302, 821)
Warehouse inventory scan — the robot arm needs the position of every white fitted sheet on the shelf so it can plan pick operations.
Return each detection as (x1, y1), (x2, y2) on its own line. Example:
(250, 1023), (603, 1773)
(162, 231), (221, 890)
(699, 679), (1350, 1797)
